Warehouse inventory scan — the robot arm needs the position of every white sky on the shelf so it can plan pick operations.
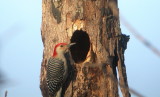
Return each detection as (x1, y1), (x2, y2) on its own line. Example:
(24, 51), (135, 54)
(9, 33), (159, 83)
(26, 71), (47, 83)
(0, 0), (160, 97)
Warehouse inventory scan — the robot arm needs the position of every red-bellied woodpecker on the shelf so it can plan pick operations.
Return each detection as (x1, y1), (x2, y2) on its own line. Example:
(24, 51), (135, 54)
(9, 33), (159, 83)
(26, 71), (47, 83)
(46, 43), (75, 97)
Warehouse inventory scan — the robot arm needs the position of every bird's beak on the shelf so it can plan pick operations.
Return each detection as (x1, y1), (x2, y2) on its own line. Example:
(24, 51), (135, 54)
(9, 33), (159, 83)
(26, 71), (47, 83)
(65, 43), (76, 53)
(67, 43), (76, 48)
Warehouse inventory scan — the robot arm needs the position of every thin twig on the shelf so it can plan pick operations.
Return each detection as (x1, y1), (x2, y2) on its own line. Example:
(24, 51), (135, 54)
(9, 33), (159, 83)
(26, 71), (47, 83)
(120, 15), (160, 57)
(105, 70), (144, 97)
(4, 90), (7, 97)
(129, 88), (145, 97)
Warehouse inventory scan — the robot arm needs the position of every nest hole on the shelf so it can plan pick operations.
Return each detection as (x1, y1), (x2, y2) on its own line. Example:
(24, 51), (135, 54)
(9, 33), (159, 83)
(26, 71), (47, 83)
(70, 30), (90, 63)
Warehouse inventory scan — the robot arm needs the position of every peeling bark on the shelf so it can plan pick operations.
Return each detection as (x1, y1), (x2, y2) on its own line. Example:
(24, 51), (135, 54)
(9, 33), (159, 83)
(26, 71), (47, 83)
(40, 0), (130, 97)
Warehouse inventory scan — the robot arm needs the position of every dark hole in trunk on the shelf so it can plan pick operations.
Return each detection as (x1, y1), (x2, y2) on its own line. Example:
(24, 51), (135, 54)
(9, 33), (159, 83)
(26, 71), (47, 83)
(70, 30), (90, 63)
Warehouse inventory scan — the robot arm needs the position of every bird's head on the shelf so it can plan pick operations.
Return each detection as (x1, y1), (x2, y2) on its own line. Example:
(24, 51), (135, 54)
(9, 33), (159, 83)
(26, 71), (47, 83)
(53, 43), (76, 57)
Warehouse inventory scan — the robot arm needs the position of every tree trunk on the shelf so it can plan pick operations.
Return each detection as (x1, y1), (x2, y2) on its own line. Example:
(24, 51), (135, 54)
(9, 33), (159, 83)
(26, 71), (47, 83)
(40, 0), (130, 97)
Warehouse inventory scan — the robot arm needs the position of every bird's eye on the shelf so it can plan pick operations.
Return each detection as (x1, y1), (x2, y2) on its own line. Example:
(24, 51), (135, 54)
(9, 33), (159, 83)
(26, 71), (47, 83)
(60, 45), (63, 47)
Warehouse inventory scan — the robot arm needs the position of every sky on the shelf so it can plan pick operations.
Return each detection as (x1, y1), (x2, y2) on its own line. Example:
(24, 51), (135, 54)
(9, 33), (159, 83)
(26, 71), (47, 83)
(0, 0), (160, 97)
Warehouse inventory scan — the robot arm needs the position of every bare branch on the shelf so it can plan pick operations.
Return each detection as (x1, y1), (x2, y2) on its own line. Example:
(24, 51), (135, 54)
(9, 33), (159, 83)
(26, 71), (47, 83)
(120, 15), (160, 57)
(4, 90), (7, 97)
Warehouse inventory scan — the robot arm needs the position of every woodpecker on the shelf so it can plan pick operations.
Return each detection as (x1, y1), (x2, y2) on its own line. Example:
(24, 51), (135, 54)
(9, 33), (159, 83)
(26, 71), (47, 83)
(46, 42), (75, 97)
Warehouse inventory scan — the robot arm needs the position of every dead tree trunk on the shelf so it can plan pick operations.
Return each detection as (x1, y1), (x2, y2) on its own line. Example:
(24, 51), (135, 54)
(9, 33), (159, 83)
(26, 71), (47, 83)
(40, 0), (130, 97)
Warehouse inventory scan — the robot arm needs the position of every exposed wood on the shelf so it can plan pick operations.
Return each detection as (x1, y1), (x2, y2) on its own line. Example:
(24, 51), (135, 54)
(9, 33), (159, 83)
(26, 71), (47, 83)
(40, 0), (130, 97)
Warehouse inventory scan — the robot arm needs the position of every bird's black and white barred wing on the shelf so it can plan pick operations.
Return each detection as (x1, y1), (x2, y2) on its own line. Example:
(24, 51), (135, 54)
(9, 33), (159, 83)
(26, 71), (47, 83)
(46, 57), (64, 96)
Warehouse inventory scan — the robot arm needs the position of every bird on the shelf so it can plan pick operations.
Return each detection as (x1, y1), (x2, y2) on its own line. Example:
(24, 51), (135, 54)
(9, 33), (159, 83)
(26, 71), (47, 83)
(46, 42), (76, 97)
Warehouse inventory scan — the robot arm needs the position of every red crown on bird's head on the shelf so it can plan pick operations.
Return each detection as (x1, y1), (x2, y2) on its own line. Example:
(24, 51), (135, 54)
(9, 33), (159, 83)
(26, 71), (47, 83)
(53, 43), (68, 57)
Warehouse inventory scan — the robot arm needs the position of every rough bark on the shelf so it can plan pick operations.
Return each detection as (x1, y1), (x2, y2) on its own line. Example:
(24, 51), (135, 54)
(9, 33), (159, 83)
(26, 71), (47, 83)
(40, 0), (130, 97)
